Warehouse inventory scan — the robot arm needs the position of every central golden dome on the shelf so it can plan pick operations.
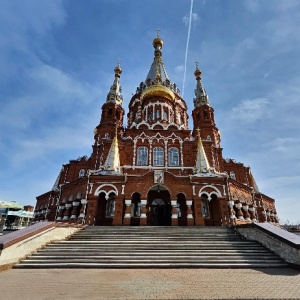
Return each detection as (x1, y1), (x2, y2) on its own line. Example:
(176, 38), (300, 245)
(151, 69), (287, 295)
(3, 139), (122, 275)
(140, 84), (175, 102)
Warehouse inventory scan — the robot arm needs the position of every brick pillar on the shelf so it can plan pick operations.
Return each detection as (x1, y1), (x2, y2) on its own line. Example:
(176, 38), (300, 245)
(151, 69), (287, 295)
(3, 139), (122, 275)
(228, 200), (236, 226)
(56, 205), (65, 221)
(261, 209), (267, 222)
(266, 209), (271, 222)
(123, 200), (132, 226)
(78, 199), (88, 220)
(273, 210), (279, 223)
(140, 200), (148, 226)
(70, 200), (80, 220)
(242, 204), (251, 221)
(248, 205), (257, 222)
(113, 196), (124, 225)
(63, 203), (72, 221)
(171, 200), (178, 226)
(194, 198), (205, 226)
(186, 200), (194, 226)
(234, 201), (244, 220)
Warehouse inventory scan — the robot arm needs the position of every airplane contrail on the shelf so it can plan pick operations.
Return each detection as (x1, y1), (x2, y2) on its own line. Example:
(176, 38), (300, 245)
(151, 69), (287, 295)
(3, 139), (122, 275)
(182, 0), (194, 98)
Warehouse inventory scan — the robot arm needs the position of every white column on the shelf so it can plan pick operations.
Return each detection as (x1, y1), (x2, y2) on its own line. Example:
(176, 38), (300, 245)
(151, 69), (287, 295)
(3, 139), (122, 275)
(124, 200), (132, 219)
(140, 200), (147, 218)
(180, 140), (183, 167)
(164, 140), (168, 166)
(171, 200), (178, 219)
(186, 200), (193, 219)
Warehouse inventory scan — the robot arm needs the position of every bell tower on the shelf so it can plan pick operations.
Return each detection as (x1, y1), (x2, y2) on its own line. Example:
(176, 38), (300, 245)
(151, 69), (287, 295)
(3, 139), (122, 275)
(94, 62), (125, 140)
(91, 62), (124, 170)
(192, 63), (220, 147)
(191, 63), (223, 172)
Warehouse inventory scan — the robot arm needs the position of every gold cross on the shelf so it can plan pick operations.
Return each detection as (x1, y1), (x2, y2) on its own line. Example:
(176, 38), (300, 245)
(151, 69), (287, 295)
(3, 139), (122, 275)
(155, 28), (161, 37)
(195, 61), (199, 69)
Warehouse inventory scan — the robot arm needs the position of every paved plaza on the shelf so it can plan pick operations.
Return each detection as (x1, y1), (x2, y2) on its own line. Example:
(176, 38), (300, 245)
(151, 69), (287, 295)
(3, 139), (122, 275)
(0, 268), (300, 299)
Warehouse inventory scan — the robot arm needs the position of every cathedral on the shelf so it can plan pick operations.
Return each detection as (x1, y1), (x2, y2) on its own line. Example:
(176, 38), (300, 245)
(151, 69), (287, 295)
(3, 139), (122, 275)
(34, 34), (279, 227)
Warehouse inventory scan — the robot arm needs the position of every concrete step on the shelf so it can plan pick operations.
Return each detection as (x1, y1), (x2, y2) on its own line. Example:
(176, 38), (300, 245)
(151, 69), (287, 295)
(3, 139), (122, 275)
(36, 250), (272, 255)
(13, 226), (288, 269)
(26, 254), (280, 263)
(14, 262), (289, 269)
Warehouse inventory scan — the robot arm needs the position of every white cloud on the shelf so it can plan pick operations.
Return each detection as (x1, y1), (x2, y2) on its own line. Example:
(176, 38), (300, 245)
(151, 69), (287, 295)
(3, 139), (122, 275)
(175, 65), (184, 73)
(267, 138), (300, 157)
(11, 126), (93, 167)
(231, 98), (269, 122)
(0, 63), (99, 131)
(183, 13), (200, 27)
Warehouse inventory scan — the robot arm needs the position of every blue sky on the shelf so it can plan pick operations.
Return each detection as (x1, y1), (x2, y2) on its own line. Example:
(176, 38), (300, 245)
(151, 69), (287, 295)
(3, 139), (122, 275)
(1, 0), (300, 224)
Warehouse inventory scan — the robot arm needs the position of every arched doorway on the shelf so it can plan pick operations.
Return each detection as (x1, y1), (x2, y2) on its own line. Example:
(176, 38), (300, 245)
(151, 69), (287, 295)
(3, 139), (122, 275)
(177, 193), (187, 226)
(95, 192), (115, 226)
(147, 185), (171, 226)
(130, 192), (141, 226)
(203, 193), (221, 226)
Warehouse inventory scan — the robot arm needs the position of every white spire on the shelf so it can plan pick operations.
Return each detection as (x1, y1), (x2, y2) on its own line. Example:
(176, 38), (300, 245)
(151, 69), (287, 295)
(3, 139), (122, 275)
(193, 62), (210, 107)
(195, 128), (210, 173)
(103, 128), (121, 173)
(106, 61), (123, 105)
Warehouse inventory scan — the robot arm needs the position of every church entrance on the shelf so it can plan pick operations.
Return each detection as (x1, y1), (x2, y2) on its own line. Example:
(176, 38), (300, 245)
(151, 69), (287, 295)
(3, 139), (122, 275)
(147, 186), (171, 226)
(202, 194), (222, 226)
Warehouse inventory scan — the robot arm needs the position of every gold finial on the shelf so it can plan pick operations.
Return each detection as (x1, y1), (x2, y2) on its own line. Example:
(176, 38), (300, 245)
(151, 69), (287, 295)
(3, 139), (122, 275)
(114, 59), (122, 76)
(194, 61), (201, 79)
(153, 29), (163, 50)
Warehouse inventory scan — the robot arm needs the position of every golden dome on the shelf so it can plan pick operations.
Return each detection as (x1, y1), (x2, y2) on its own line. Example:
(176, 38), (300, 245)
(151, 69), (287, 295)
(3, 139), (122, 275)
(194, 67), (201, 79)
(114, 63), (122, 76)
(153, 37), (163, 48)
(141, 85), (175, 102)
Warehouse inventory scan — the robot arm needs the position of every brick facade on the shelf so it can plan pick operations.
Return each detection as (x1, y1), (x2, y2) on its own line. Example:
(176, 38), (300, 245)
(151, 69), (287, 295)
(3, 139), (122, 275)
(34, 35), (279, 226)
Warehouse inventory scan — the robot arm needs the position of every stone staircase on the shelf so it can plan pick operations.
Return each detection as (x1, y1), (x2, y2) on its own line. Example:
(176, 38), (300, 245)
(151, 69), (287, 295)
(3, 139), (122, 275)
(14, 226), (288, 269)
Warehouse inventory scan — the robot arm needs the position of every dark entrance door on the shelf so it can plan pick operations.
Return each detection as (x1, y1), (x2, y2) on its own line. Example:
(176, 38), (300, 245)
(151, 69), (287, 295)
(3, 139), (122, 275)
(150, 198), (171, 226)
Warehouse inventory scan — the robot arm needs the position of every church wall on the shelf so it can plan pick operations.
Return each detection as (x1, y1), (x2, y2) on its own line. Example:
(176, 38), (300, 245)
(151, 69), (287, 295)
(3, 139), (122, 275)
(34, 35), (279, 226)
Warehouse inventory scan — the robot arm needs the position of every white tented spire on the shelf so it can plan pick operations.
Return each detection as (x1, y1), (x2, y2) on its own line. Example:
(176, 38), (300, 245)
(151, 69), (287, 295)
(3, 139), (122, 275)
(193, 62), (210, 107)
(195, 128), (210, 173)
(103, 128), (121, 173)
(106, 61), (123, 105)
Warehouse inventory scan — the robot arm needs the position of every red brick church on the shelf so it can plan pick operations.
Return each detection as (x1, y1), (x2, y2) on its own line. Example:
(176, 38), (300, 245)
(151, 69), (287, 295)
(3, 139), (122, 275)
(34, 34), (279, 226)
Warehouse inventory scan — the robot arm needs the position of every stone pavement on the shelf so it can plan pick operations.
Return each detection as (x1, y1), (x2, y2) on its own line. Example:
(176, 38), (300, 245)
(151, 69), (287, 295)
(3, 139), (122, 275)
(0, 268), (300, 299)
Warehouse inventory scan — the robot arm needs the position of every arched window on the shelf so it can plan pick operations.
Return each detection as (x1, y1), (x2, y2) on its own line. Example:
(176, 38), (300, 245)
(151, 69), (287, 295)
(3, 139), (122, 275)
(201, 200), (209, 217)
(106, 193), (116, 218)
(131, 192), (141, 217)
(230, 171), (236, 179)
(201, 194), (209, 217)
(168, 147), (179, 166)
(137, 147), (148, 165)
(153, 147), (164, 166)
(79, 169), (85, 178)
(156, 108), (161, 120)
(163, 109), (168, 121)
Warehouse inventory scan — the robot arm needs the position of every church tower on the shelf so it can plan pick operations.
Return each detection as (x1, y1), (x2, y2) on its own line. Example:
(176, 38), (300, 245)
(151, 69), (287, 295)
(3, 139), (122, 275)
(91, 63), (124, 171)
(192, 64), (223, 173)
